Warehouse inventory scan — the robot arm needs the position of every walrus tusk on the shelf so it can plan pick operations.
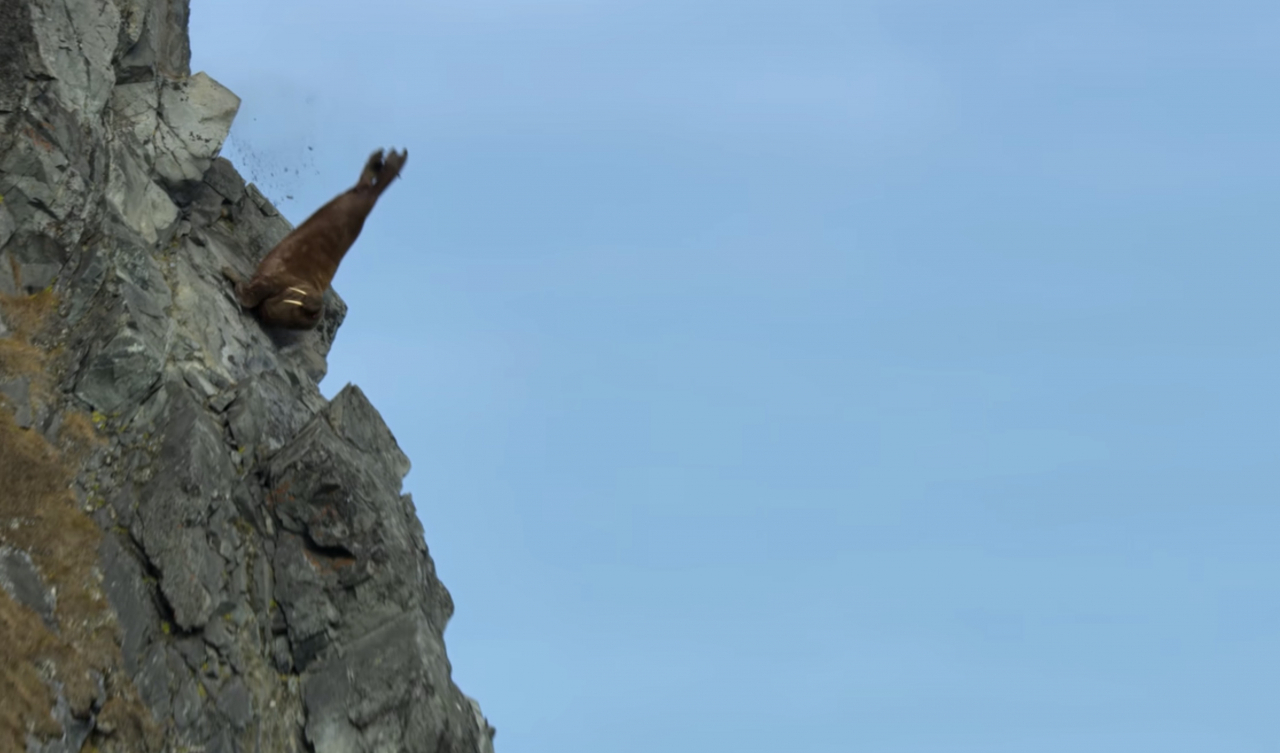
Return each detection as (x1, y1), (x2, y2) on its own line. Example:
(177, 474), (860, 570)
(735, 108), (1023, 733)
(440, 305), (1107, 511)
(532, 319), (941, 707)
(283, 299), (304, 307)
(287, 287), (308, 296)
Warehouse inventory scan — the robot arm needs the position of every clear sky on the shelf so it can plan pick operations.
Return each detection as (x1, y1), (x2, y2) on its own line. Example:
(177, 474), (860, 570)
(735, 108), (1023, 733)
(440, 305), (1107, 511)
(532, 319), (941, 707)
(191, 2), (1279, 750)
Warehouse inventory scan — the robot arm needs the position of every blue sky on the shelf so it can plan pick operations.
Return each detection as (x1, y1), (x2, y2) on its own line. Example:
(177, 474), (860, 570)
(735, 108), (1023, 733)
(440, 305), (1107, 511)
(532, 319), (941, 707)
(191, 2), (1280, 750)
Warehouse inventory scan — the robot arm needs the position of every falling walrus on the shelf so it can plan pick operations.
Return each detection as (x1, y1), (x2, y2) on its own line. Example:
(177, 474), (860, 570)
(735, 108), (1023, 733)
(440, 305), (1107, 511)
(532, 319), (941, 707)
(223, 147), (408, 330)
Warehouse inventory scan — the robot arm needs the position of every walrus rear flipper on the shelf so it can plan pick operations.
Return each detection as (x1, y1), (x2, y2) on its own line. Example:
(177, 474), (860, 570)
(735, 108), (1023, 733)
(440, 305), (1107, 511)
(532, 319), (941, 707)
(357, 148), (408, 196)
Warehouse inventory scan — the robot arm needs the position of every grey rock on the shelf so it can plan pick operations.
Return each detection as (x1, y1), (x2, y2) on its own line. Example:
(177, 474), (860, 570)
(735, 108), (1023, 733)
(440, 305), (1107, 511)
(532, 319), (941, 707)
(26, 0), (120, 117)
(105, 141), (180, 244)
(59, 245), (109, 326)
(0, 95), (96, 242)
(0, 255), (14, 297)
(182, 180), (229, 228)
(0, 231), (67, 294)
(208, 389), (235, 413)
(173, 636), (206, 672)
(266, 386), (485, 751)
(109, 81), (161, 150)
(135, 644), (177, 718)
(0, 1), (40, 115)
(271, 635), (293, 673)
(135, 381), (235, 630)
(0, 545), (56, 628)
(16, 260), (59, 292)
(216, 677), (253, 730)
(74, 253), (174, 413)
(74, 324), (166, 414)
(173, 676), (203, 730)
(114, 0), (192, 81)
(244, 182), (278, 217)
(325, 383), (411, 481)
(230, 191), (295, 259)
(0, 376), (34, 429)
(153, 73), (240, 187)
(204, 728), (235, 753)
(0, 201), (14, 249)
(181, 362), (220, 397)
(468, 696), (499, 753)
(303, 612), (491, 753)
(225, 371), (318, 461)
(30, 680), (100, 753)
(204, 157), (246, 204)
(99, 534), (161, 674)
(203, 611), (235, 651)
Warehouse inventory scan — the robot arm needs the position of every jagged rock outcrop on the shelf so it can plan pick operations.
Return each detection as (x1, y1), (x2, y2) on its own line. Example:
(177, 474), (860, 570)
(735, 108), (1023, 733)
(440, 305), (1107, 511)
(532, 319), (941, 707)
(0, 1), (496, 751)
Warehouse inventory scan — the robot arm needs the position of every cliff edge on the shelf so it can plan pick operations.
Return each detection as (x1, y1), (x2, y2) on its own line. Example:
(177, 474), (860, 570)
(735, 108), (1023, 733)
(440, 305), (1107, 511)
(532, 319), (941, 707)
(0, 1), (496, 751)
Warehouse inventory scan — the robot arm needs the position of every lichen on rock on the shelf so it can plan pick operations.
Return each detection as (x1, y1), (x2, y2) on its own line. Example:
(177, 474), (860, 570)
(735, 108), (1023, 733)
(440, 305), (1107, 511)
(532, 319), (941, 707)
(0, 1), (495, 751)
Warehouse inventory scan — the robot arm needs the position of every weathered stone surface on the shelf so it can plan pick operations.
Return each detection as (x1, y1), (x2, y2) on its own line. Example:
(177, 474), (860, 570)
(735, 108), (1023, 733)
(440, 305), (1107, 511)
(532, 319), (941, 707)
(99, 535), (160, 675)
(0, 1), (41, 114)
(105, 143), (180, 244)
(203, 157), (245, 204)
(154, 72), (240, 187)
(225, 371), (317, 461)
(0, 1), (494, 750)
(0, 261), (13, 299)
(215, 677), (253, 730)
(0, 230), (68, 295)
(262, 385), (491, 752)
(73, 315), (167, 414)
(33, 685), (100, 753)
(136, 380), (236, 630)
(325, 383), (412, 480)
(27, 0), (121, 117)
(0, 545), (56, 627)
(109, 81), (161, 148)
(0, 202), (15, 249)
(0, 104), (97, 238)
(180, 180), (228, 228)
(0, 375), (35, 428)
(115, 0), (192, 81)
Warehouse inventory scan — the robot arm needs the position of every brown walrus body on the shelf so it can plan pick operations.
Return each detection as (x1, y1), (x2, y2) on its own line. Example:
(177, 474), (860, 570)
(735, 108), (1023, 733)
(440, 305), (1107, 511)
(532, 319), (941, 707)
(224, 148), (408, 329)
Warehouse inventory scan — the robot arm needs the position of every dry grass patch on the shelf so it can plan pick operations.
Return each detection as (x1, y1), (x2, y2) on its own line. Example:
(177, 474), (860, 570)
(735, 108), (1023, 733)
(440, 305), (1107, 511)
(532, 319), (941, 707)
(0, 289), (56, 383)
(0, 590), (62, 743)
(56, 409), (104, 455)
(0, 289), (158, 751)
(0, 409), (112, 748)
(0, 287), (57, 341)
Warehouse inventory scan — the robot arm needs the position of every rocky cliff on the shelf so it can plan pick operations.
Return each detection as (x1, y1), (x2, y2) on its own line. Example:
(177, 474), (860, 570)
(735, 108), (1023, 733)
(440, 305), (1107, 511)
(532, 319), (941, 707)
(0, 1), (495, 751)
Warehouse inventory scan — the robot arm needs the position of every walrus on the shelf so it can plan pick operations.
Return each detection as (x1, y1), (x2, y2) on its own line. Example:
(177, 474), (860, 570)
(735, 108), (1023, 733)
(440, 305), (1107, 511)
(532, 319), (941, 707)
(223, 147), (408, 329)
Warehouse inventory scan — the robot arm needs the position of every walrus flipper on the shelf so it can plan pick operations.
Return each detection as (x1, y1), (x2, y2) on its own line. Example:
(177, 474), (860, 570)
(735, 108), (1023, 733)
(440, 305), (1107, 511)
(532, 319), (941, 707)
(222, 265), (272, 309)
(357, 148), (408, 196)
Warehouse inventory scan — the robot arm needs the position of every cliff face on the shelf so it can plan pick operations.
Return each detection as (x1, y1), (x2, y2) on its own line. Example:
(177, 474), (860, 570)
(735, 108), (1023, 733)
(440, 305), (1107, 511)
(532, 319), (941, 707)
(0, 2), (495, 752)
